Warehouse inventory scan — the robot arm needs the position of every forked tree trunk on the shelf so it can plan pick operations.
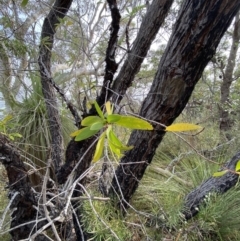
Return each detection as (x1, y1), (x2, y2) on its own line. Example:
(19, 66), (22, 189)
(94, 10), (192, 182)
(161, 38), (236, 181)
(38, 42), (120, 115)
(110, 0), (240, 210)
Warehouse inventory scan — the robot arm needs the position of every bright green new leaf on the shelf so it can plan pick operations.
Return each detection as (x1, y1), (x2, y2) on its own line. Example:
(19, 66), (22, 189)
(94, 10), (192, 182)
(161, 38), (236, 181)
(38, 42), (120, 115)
(105, 101), (113, 115)
(21, 0), (29, 7)
(94, 101), (104, 119)
(115, 116), (153, 130)
(107, 127), (133, 151)
(90, 122), (104, 131)
(107, 114), (122, 123)
(165, 123), (202, 132)
(107, 127), (122, 146)
(235, 160), (240, 172)
(109, 141), (122, 158)
(93, 131), (106, 162)
(82, 116), (103, 126)
(71, 126), (98, 141)
(213, 170), (228, 177)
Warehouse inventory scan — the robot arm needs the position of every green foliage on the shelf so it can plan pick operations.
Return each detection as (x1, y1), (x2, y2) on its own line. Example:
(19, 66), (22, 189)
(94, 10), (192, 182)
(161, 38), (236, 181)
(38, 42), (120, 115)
(21, 0), (29, 7)
(71, 101), (153, 162)
(81, 196), (131, 241)
(3, 39), (28, 57)
(10, 74), (75, 172)
(0, 115), (22, 140)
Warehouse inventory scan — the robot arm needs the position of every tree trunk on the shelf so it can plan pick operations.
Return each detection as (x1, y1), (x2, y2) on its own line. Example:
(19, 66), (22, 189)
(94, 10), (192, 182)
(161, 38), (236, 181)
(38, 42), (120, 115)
(219, 11), (240, 140)
(111, 0), (174, 104)
(38, 0), (73, 170)
(110, 0), (240, 209)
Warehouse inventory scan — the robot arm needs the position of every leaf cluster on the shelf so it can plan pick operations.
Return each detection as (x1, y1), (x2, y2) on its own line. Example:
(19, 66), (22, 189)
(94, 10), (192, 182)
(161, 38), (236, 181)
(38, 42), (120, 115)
(0, 115), (22, 140)
(71, 101), (153, 162)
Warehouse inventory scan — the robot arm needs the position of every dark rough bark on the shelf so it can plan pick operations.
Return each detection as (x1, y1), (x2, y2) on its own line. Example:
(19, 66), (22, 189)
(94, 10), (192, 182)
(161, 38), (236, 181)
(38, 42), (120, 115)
(111, 0), (174, 104)
(38, 0), (73, 170)
(110, 0), (240, 209)
(96, 0), (121, 108)
(183, 151), (240, 219)
(219, 11), (240, 140)
(0, 134), (37, 240)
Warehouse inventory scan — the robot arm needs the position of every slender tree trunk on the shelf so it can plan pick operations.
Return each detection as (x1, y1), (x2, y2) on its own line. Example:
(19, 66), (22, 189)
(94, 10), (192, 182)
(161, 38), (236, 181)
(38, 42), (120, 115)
(38, 0), (73, 170)
(111, 0), (174, 104)
(110, 0), (240, 210)
(219, 11), (240, 140)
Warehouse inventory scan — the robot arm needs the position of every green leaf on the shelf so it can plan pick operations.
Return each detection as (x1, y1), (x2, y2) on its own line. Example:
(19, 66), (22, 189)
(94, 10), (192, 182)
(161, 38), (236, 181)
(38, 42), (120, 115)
(21, 0), (29, 7)
(107, 127), (133, 155)
(90, 122), (104, 131)
(213, 170), (228, 177)
(94, 101), (104, 119)
(165, 123), (202, 132)
(107, 126), (122, 146)
(107, 114), (122, 123)
(115, 116), (153, 130)
(10, 133), (22, 138)
(235, 160), (240, 172)
(109, 141), (122, 158)
(93, 131), (106, 162)
(82, 116), (103, 126)
(71, 126), (99, 141)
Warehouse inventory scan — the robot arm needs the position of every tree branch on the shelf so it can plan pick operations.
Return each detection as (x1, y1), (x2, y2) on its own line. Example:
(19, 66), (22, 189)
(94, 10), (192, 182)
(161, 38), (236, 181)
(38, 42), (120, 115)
(38, 0), (73, 170)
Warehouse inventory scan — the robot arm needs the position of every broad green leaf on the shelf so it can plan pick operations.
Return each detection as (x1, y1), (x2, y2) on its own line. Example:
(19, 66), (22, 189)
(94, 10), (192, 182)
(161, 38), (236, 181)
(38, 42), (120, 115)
(235, 160), (240, 172)
(21, 0), (29, 7)
(107, 128), (133, 152)
(107, 127), (122, 146)
(105, 101), (113, 115)
(213, 170), (228, 177)
(94, 101), (104, 119)
(93, 131), (106, 162)
(90, 122), (104, 131)
(115, 116), (153, 130)
(82, 116), (103, 126)
(107, 114), (122, 123)
(109, 141), (122, 158)
(165, 123), (202, 132)
(71, 127), (98, 141)
(109, 139), (133, 151)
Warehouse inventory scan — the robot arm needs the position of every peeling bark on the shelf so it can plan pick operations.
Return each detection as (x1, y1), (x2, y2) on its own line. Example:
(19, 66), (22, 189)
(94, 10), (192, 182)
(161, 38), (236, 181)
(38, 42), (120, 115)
(110, 0), (240, 209)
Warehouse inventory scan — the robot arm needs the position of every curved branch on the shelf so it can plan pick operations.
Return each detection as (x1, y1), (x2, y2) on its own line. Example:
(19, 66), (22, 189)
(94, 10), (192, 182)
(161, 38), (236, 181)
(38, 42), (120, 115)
(38, 0), (73, 169)
(95, 0), (121, 108)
